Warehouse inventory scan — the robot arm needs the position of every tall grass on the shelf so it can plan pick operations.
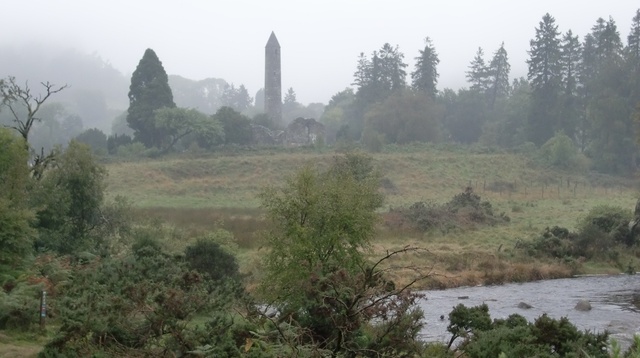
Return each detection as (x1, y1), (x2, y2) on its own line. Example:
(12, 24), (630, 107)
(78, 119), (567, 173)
(105, 145), (640, 287)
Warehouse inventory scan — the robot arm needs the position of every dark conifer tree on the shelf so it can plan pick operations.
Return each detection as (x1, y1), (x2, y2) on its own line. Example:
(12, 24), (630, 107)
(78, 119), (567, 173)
(558, 30), (582, 140)
(126, 48), (175, 148)
(627, 9), (640, 120)
(411, 37), (439, 98)
(526, 13), (562, 145)
(466, 47), (489, 93)
(487, 42), (511, 109)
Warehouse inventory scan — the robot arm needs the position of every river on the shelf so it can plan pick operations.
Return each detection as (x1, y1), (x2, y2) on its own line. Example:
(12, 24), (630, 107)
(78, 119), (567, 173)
(418, 274), (640, 347)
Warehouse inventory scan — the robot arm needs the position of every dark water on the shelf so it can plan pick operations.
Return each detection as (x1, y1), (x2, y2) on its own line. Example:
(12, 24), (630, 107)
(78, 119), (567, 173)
(418, 275), (640, 346)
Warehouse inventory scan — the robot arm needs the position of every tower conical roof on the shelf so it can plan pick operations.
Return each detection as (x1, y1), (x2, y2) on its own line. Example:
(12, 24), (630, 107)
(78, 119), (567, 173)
(266, 31), (280, 48)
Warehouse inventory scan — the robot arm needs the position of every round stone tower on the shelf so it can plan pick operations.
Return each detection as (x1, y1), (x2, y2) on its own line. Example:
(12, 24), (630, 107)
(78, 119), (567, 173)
(265, 31), (282, 123)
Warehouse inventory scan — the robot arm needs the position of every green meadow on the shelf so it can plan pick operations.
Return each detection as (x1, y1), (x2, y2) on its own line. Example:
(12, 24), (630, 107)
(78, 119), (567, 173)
(104, 144), (640, 289)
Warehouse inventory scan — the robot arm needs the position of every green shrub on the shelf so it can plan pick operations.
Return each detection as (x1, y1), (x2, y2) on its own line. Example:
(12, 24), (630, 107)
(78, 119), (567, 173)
(40, 241), (241, 357)
(448, 305), (609, 358)
(392, 187), (509, 233)
(539, 132), (588, 171)
(74, 128), (107, 155)
(578, 205), (634, 246)
(184, 237), (239, 282)
(361, 127), (385, 153)
(0, 281), (44, 331)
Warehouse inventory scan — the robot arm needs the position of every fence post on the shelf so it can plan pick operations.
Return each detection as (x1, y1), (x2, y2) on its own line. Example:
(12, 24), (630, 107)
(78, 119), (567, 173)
(40, 290), (47, 330)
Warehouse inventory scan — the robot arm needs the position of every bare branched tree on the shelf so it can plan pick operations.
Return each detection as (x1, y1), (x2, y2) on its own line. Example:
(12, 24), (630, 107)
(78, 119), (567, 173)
(1, 76), (68, 178)
(0, 76), (68, 144)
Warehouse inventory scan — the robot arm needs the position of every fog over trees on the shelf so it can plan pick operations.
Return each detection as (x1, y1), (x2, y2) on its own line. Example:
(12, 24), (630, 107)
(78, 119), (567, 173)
(1, 9), (640, 174)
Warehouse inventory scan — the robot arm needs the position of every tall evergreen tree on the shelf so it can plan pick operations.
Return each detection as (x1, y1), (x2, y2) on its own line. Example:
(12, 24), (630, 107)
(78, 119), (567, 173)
(466, 47), (489, 93)
(487, 42), (511, 109)
(599, 17), (624, 64)
(351, 44), (408, 138)
(628, 10), (640, 78)
(585, 16), (634, 173)
(353, 47), (405, 105)
(411, 37), (440, 98)
(379, 43), (408, 92)
(127, 48), (175, 148)
(526, 13), (562, 145)
(558, 30), (582, 139)
(628, 9), (640, 129)
(221, 83), (254, 112)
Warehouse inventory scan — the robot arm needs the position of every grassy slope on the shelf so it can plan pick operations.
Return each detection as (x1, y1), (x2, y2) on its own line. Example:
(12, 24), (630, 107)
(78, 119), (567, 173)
(12, 145), (635, 356)
(105, 145), (640, 286)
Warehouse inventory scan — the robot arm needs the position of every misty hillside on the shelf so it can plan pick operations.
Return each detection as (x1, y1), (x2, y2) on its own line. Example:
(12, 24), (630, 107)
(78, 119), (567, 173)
(0, 44), (246, 135)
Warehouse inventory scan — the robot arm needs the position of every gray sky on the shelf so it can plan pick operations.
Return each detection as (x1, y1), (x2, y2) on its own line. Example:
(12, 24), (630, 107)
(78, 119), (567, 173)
(4, 0), (639, 105)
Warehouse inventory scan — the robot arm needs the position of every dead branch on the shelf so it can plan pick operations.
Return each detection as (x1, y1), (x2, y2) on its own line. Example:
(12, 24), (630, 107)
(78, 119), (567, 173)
(0, 76), (68, 143)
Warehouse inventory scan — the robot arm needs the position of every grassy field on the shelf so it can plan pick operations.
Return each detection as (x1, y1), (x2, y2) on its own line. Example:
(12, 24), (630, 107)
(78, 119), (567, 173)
(105, 144), (640, 288)
(5, 145), (638, 356)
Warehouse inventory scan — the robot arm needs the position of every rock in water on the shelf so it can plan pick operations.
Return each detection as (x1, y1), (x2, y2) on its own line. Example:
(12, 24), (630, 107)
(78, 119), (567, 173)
(575, 300), (592, 311)
(518, 302), (533, 309)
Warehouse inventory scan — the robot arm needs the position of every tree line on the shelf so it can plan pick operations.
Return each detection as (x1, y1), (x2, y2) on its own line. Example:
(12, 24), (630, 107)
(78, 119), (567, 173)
(321, 10), (640, 175)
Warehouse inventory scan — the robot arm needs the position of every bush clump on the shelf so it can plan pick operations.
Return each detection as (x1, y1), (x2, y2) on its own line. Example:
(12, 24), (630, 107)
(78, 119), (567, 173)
(447, 304), (609, 358)
(520, 205), (638, 261)
(390, 187), (510, 233)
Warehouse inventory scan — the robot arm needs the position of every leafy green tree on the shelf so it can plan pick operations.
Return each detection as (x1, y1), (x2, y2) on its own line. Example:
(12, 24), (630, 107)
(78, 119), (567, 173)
(74, 128), (107, 155)
(258, 153), (428, 355)
(106, 133), (133, 155)
(539, 131), (585, 170)
(527, 13), (563, 145)
(412, 37), (440, 98)
(364, 89), (441, 144)
(259, 155), (382, 300)
(0, 128), (34, 268)
(28, 107), (84, 155)
(214, 106), (253, 145)
(33, 141), (107, 254)
(154, 107), (223, 153)
(126, 48), (175, 148)
(442, 89), (488, 144)
(320, 88), (357, 143)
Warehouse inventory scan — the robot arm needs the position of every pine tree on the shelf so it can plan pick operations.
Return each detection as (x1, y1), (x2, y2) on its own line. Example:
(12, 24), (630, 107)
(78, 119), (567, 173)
(627, 9), (640, 114)
(411, 37), (439, 98)
(585, 16), (634, 174)
(466, 47), (489, 93)
(558, 30), (582, 139)
(628, 10), (640, 75)
(487, 43), (511, 109)
(353, 44), (407, 105)
(379, 43), (407, 92)
(526, 13), (562, 145)
(127, 48), (175, 148)
(283, 87), (300, 118)
(221, 83), (254, 111)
